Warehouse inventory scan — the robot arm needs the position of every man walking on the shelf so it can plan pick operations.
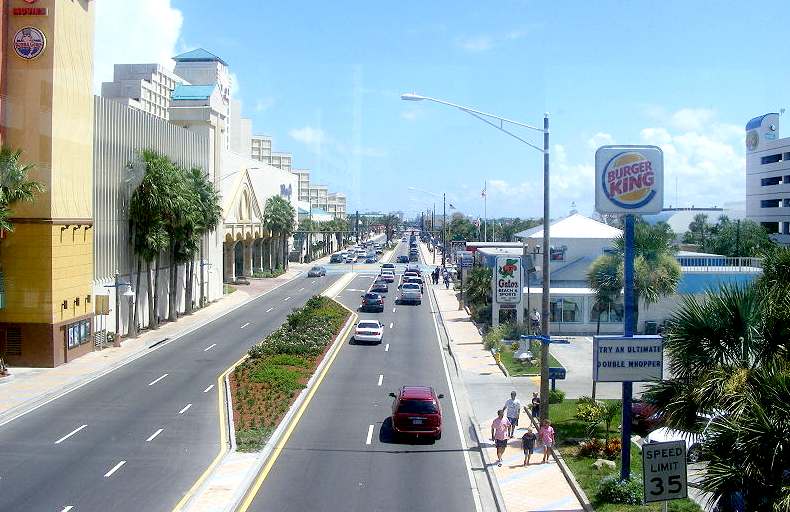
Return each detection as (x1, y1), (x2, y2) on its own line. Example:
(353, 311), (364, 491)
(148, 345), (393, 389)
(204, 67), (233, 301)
(490, 408), (510, 467)
(503, 391), (522, 438)
(530, 391), (541, 419)
(530, 308), (541, 334)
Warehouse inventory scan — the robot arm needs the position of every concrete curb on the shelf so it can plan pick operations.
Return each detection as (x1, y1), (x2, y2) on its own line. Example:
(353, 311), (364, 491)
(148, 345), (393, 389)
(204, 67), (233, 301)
(430, 286), (507, 512)
(183, 281), (357, 512)
(0, 273), (307, 428)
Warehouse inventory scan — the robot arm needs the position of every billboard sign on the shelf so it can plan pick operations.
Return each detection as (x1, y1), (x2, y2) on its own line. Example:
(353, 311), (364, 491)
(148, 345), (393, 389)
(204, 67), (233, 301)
(494, 256), (522, 304)
(458, 250), (474, 268)
(643, 440), (688, 503)
(593, 335), (663, 382)
(595, 145), (663, 214)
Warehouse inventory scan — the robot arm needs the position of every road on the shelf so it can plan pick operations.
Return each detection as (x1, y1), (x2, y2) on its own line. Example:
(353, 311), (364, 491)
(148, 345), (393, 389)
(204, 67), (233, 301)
(0, 271), (341, 512)
(244, 238), (478, 512)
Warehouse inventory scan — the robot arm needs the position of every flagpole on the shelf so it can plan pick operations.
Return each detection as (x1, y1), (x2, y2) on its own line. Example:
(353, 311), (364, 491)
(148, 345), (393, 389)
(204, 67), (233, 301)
(483, 181), (487, 242)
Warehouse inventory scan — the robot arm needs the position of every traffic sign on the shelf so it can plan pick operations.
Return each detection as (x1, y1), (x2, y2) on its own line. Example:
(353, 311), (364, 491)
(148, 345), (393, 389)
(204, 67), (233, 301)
(642, 440), (688, 504)
(548, 367), (566, 380)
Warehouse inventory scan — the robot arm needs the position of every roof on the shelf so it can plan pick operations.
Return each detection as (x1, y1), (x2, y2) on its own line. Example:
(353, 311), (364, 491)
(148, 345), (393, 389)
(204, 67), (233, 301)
(400, 386), (434, 399)
(171, 84), (215, 101)
(745, 113), (778, 131)
(172, 48), (228, 66)
(516, 214), (622, 240)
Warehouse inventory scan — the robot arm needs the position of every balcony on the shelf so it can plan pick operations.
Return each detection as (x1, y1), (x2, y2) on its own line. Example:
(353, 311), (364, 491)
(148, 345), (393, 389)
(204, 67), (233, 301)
(676, 255), (762, 273)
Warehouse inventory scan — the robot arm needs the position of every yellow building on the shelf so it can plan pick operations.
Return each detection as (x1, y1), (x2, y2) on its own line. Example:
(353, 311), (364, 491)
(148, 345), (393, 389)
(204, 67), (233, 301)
(0, 0), (95, 366)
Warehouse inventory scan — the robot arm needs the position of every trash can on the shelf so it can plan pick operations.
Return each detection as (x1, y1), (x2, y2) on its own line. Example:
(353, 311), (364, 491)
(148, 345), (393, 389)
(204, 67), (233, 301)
(644, 321), (658, 335)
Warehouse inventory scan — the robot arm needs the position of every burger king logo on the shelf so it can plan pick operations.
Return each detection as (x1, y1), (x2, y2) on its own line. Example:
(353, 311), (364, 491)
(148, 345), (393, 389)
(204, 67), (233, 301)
(601, 151), (657, 209)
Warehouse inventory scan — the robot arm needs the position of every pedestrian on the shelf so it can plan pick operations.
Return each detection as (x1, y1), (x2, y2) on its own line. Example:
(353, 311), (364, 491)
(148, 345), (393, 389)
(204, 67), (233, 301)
(444, 272), (450, 289)
(503, 391), (522, 438)
(490, 408), (510, 467)
(530, 392), (540, 419)
(530, 308), (541, 334)
(538, 419), (555, 463)
(521, 428), (537, 466)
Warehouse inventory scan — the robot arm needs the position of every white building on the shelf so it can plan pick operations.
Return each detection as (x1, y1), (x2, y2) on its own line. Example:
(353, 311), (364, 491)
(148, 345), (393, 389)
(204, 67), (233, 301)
(100, 63), (184, 120)
(251, 135), (273, 162)
(745, 112), (790, 244)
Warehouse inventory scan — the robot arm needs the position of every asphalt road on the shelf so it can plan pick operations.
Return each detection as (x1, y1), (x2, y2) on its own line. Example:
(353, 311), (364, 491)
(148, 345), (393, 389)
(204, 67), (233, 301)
(245, 239), (477, 512)
(0, 271), (341, 512)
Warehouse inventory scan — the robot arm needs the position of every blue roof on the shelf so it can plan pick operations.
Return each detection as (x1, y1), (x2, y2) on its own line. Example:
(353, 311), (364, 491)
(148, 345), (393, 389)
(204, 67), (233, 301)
(171, 84), (216, 101)
(745, 113), (778, 131)
(172, 48), (227, 66)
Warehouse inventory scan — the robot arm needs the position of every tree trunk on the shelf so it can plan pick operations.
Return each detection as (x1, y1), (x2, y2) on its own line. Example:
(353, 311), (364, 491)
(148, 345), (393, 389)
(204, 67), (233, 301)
(130, 256), (142, 337)
(199, 236), (205, 308)
(151, 255), (160, 329)
(185, 258), (194, 315)
(168, 240), (178, 322)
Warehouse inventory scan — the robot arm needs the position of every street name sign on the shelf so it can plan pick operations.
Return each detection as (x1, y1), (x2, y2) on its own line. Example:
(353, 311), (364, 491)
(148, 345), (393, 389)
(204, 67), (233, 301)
(595, 145), (663, 214)
(593, 335), (663, 382)
(458, 250), (474, 268)
(494, 255), (522, 304)
(642, 440), (688, 503)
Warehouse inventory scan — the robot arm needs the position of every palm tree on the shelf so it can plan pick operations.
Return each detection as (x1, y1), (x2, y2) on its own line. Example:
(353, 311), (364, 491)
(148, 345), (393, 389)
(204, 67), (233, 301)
(184, 168), (221, 313)
(0, 146), (44, 234)
(646, 282), (789, 511)
(264, 196), (295, 271)
(381, 214), (400, 242)
(587, 221), (681, 332)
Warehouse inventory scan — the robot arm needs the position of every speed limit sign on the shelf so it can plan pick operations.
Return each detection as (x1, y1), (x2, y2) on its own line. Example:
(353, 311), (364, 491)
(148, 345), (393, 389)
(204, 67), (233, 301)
(642, 440), (688, 503)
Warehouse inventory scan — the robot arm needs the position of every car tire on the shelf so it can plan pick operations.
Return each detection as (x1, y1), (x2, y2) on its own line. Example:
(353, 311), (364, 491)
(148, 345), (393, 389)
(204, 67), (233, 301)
(434, 431), (442, 441)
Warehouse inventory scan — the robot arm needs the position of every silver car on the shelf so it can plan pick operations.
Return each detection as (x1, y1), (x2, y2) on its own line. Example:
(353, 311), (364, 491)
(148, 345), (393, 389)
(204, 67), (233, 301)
(398, 282), (422, 305)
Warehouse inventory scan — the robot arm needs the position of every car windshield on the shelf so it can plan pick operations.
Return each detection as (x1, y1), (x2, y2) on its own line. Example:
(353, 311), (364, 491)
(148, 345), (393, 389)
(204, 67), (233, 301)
(397, 400), (438, 414)
(364, 293), (380, 299)
(403, 284), (420, 291)
(310, 267), (321, 271)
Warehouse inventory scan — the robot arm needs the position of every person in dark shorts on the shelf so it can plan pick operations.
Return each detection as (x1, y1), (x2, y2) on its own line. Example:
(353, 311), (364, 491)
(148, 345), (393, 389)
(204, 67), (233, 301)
(490, 408), (510, 467)
(521, 428), (537, 466)
(530, 392), (541, 419)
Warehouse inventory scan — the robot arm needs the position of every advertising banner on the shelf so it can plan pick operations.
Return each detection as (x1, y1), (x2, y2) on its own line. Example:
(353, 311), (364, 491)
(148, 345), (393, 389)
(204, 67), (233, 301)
(595, 145), (663, 214)
(495, 255), (522, 304)
(593, 335), (663, 382)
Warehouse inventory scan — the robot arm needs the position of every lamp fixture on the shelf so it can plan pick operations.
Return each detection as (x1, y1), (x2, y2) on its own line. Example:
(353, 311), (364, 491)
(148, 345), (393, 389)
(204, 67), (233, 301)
(62, 300), (68, 310)
(86, 295), (91, 304)
(74, 297), (80, 306)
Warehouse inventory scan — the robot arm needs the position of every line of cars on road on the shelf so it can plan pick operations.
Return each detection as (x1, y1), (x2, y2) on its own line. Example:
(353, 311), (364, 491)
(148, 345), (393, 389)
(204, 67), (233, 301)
(329, 240), (384, 264)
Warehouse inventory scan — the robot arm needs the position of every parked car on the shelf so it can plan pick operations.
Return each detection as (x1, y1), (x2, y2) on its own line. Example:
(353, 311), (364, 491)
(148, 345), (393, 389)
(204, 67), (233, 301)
(307, 266), (326, 277)
(360, 292), (385, 312)
(370, 281), (388, 294)
(396, 255), (409, 263)
(353, 320), (384, 344)
(398, 283), (422, 304)
(645, 414), (720, 463)
(389, 386), (444, 440)
(632, 398), (661, 433)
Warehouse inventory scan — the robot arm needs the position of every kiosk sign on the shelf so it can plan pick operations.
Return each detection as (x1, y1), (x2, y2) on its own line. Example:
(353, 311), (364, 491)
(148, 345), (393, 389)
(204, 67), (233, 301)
(643, 440), (688, 503)
(495, 256), (521, 304)
(593, 335), (663, 382)
(595, 145), (663, 214)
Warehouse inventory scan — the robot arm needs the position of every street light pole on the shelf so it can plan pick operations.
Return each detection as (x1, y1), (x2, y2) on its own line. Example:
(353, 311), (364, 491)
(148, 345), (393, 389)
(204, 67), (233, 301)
(442, 193), (446, 267)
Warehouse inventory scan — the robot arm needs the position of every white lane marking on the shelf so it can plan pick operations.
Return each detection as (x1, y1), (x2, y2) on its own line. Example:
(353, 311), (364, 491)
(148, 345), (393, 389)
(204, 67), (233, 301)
(203, 384), (214, 393)
(61, 507), (74, 512)
(104, 460), (126, 478)
(283, 296), (291, 301)
(392, 307), (397, 313)
(55, 424), (87, 445)
(204, 343), (216, 352)
(148, 373), (168, 386)
(240, 322), (250, 329)
(178, 403), (192, 415)
(298, 287), (305, 292)
(346, 288), (366, 292)
(266, 307), (273, 313)
(365, 424), (374, 445)
(146, 428), (164, 442)
(428, 290), (483, 512)
(389, 322), (393, 329)
(385, 344), (389, 352)
(377, 374), (383, 386)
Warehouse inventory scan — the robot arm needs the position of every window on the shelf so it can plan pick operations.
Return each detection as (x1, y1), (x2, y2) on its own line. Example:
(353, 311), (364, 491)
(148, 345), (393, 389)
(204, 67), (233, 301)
(397, 400), (438, 414)
(550, 297), (582, 322)
(761, 176), (782, 186)
(550, 245), (567, 261)
(590, 301), (624, 323)
(761, 199), (780, 208)
(66, 319), (91, 349)
(784, 222), (790, 235)
(761, 154), (782, 164)
(761, 222), (780, 234)
(784, 199), (790, 208)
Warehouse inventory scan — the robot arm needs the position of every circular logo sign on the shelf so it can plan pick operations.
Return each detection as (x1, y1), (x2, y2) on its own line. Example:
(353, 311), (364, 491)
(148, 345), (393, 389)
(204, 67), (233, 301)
(746, 130), (759, 151)
(13, 27), (46, 60)
(601, 151), (657, 209)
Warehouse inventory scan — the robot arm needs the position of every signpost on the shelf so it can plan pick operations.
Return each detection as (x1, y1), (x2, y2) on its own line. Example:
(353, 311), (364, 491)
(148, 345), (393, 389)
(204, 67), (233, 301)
(643, 440), (688, 506)
(548, 366), (566, 390)
(492, 255), (523, 327)
(594, 144), (664, 481)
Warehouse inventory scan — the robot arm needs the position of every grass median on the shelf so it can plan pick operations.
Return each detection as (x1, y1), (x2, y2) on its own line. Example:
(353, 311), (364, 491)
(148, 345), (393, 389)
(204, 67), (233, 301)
(230, 295), (350, 452)
(550, 399), (701, 511)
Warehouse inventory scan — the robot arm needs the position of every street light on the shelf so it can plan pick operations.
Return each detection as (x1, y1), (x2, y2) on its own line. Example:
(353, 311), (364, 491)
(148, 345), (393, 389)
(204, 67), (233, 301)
(401, 92), (552, 422)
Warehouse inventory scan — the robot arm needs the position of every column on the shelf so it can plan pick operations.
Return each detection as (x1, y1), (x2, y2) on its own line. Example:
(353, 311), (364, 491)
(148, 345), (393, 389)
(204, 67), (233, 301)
(223, 242), (234, 282)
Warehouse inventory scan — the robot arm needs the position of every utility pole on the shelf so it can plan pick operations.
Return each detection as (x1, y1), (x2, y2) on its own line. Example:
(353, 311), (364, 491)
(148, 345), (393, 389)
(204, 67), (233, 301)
(432, 203), (436, 264)
(539, 113), (551, 423)
(442, 193), (446, 267)
(355, 210), (360, 244)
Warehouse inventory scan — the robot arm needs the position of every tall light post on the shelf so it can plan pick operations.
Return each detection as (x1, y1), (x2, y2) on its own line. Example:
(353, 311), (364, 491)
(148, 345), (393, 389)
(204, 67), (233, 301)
(401, 92), (551, 421)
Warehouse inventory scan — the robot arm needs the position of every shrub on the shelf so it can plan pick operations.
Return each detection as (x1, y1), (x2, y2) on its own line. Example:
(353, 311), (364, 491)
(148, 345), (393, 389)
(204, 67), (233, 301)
(471, 305), (492, 325)
(603, 437), (622, 459)
(578, 437), (605, 457)
(266, 354), (309, 368)
(548, 389), (565, 404)
(596, 475), (643, 505)
(483, 325), (508, 350)
(249, 363), (304, 394)
(236, 426), (274, 452)
(576, 400), (604, 423)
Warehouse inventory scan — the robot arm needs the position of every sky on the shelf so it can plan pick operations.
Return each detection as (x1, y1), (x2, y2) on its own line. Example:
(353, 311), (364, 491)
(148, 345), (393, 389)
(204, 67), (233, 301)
(93, 0), (790, 221)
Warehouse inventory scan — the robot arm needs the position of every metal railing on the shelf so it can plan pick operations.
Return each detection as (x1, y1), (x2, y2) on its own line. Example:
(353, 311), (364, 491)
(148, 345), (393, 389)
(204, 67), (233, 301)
(677, 255), (762, 272)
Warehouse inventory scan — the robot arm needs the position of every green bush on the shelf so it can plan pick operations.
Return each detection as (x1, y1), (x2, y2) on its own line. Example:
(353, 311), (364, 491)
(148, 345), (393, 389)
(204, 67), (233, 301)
(548, 389), (566, 404)
(266, 354), (309, 367)
(596, 475), (643, 505)
(483, 325), (508, 350)
(236, 426), (274, 452)
(249, 363), (304, 393)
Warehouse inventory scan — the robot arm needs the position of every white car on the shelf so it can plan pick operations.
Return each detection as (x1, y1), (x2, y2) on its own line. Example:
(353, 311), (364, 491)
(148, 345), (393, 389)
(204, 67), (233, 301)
(353, 320), (384, 343)
(645, 414), (718, 462)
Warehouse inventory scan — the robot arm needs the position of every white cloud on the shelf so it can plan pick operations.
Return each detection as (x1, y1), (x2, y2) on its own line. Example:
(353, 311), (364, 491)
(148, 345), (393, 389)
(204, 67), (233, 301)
(255, 97), (275, 112)
(289, 126), (386, 160)
(289, 126), (327, 146)
(669, 108), (715, 132)
(587, 132), (615, 151)
(93, 0), (183, 93)
(457, 35), (494, 52)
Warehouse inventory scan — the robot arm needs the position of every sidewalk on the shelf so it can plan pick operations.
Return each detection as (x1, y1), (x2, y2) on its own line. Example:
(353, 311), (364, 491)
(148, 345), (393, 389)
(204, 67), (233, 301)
(421, 243), (586, 512)
(0, 261), (318, 425)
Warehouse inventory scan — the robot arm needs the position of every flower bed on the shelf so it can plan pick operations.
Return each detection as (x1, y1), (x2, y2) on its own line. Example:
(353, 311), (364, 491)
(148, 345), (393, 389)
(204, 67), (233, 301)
(230, 296), (350, 452)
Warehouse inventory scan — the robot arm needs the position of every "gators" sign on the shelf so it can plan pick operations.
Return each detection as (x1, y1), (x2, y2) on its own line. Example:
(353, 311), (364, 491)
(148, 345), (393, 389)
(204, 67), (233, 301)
(595, 145), (663, 214)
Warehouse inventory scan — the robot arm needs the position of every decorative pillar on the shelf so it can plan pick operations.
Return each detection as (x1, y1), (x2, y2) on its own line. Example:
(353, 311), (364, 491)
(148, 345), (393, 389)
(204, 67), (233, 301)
(223, 242), (234, 282)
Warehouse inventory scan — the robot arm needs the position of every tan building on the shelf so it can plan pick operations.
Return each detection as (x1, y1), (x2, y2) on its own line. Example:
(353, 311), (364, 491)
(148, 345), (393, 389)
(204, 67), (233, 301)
(1, 0), (96, 366)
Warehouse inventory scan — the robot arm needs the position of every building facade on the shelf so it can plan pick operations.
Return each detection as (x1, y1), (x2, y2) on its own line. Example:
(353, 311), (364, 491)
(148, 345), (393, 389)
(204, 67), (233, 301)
(745, 112), (790, 244)
(100, 63), (184, 120)
(1, 0), (96, 366)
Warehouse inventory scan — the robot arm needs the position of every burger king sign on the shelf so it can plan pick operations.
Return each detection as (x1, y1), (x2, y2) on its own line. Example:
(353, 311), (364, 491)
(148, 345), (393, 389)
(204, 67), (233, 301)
(595, 145), (663, 214)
